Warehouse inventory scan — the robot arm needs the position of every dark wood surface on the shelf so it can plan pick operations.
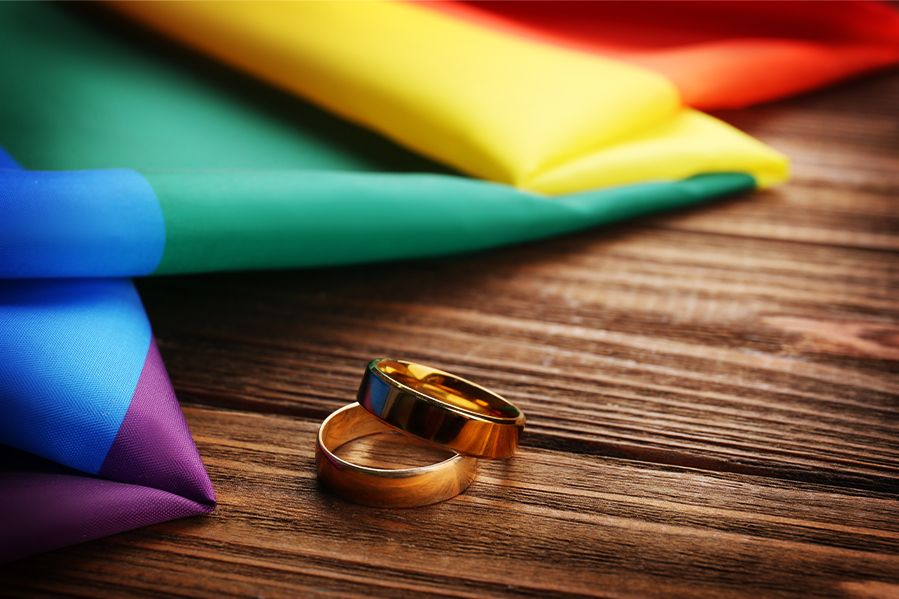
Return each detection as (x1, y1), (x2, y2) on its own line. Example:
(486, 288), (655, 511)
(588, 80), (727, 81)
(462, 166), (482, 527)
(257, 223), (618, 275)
(3, 73), (898, 598)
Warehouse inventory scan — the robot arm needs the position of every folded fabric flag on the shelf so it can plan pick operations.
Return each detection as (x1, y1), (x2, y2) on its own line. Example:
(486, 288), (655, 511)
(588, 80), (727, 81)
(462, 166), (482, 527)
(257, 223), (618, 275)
(0, 3), (754, 560)
(111, 1), (789, 194)
(0, 32), (214, 558)
(0, 276), (215, 562)
(1, 166), (753, 277)
(5, 0), (832, 562)
(432, 1), (899, 109)
(0, 3), (755, 278)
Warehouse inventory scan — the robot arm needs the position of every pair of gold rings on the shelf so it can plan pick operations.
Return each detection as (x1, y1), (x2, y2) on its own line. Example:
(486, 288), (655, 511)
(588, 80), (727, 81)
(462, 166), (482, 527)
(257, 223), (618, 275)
(316, 358), (526, 507)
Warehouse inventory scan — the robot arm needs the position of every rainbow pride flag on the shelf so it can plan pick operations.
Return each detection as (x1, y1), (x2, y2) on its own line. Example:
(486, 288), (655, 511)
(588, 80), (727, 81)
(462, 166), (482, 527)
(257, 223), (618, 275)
(112, 0), (790, 193)
(1, 3), (759, 278)
(434, 1), (899, 109)
(1, 1), (896, 561)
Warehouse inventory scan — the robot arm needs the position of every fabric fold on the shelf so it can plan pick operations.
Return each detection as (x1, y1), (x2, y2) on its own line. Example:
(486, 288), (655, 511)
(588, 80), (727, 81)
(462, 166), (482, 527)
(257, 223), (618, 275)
(0, 279), (215, 562)
(433, 1), (899, 109)
(1, 455), (212, 563)
(0, 278), (215, 491)
(1, 167), (754, 277)
(0, 2), (763, 278)
(0, 168), (166, 278)
(110, 0), (789, 193)
(99, 339), (215, 504)
(0, 279), (153, 474)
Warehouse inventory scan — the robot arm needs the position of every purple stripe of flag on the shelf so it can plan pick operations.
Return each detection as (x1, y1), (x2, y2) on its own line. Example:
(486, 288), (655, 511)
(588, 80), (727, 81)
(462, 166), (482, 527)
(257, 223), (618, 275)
(100, 338), (215, 506)
(0, 471), (212, 562)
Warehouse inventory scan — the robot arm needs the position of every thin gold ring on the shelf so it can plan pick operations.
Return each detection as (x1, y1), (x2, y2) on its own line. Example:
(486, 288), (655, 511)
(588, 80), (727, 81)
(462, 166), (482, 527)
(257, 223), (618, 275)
(316, 403), (478, 507)
(357, 358), (526, 459)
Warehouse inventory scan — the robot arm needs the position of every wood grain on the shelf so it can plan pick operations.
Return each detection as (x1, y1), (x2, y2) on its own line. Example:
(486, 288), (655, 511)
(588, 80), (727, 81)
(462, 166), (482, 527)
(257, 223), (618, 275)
(128, 225), (899, 491)
(5, 406), (899, 598)
(2, 67), (898, 598)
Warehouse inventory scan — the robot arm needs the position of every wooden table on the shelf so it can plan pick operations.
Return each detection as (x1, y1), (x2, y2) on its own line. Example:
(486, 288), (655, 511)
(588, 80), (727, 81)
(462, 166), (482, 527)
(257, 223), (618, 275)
(4, 72), (898, 598)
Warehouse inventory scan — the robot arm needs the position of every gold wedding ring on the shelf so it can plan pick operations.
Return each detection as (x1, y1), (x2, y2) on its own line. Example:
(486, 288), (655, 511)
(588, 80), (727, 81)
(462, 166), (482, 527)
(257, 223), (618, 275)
(316, 403), (478, 507)
(316, 359), (525, 507)
(357, 359), (526, 459)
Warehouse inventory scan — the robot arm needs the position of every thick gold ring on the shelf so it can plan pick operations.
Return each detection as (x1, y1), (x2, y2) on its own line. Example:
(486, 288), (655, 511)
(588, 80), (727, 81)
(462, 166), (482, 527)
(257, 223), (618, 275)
(316, 403), (478, 507)
(357, 358), (526, 459)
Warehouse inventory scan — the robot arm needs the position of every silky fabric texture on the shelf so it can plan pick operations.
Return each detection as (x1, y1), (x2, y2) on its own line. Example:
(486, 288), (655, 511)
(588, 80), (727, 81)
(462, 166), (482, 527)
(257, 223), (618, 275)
(0, 169), (165, 278)
(0, 3), (752, 560)
(2, 167), (753, 277)
(0, 279), (215, 562)
(0, 4), (444, 173)
(1, 4), (755, 278)
(0, 40), (214, 561)
(0, 1), (798, 561)
(111, 1), (789, 193)
(1, 469), (212, 564)
(0, 279), (150, 474)
(434, 1), (899, 109)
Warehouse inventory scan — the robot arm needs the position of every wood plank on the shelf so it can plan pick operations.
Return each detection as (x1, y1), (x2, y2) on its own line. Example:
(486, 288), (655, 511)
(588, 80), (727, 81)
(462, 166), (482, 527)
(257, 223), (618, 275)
(656, 183), (899, 251)
(3, 406), (898, 598)
(714, 73), (899, 194)
(132, 219), (899, 493)
(663, 74), (899, 251)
